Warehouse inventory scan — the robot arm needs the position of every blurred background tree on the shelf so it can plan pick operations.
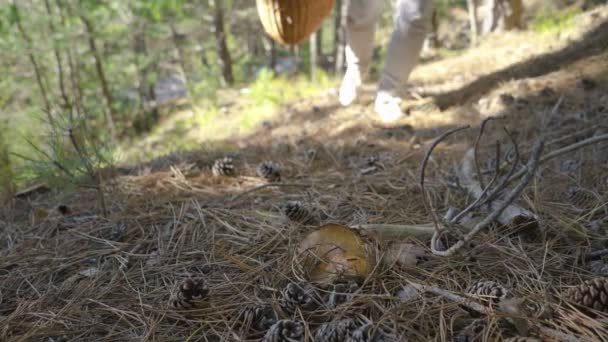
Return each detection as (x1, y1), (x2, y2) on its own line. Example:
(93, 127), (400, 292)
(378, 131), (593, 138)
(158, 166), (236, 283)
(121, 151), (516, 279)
(0, 0), (602, 190)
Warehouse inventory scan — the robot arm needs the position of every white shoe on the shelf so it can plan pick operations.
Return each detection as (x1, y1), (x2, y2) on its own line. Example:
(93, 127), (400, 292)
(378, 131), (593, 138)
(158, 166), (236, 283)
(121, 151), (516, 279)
(374, 91), (405, 123)
(338, 67), (362, 106)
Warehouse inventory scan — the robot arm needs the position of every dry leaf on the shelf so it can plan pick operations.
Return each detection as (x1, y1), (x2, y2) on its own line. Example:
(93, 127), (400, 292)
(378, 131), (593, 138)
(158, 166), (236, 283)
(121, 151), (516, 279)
(383, 242), (426, 268)
(297, 224), (370, 284)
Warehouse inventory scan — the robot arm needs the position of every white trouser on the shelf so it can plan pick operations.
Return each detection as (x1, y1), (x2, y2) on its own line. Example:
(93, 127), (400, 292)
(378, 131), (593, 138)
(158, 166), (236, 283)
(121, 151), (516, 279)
(345, 0), (434, 93)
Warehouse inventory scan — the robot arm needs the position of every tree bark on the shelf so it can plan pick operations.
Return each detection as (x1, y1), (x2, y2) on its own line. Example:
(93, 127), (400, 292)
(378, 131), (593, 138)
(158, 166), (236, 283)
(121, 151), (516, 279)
(79, 14), (116, 139)
(169, 21), (189, 84)
(310, 32), (318, 82)
(43, 0), (70, 109)
(268, 37), (277, 71)
(133, 22), (158, 131)
(212, 0), (234, 85)
(466, 0), (479, 45)
(0, 120), (14, 204)
(334, 0), (348, 73)
(55, 0), (84, 117)
(316, 23), (323, 58)
(12, 1), (52, 120)
(481, 0), (524, 34)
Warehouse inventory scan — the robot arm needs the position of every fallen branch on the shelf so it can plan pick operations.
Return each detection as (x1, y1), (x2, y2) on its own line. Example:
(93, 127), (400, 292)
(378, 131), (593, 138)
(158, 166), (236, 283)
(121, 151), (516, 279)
(420, 125), (471, 232)
(508, 132), (608, 183)
(459, 148), (537, 227)
(431, 140), (544, 256)
(408, 281), (587, 342)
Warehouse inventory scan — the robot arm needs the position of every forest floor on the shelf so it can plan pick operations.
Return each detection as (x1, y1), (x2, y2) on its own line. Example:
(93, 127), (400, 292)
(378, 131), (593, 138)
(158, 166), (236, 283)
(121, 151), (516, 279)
(2, 5), (608, 342)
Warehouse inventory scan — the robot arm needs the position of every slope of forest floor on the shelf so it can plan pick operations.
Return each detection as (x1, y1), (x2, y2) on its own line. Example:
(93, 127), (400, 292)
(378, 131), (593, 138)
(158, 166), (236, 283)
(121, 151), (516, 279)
(2, 5), (608, 342)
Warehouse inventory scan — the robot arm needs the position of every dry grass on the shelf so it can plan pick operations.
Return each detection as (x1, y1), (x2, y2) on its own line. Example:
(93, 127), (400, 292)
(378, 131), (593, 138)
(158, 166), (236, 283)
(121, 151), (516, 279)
(2, 6), (608, 342)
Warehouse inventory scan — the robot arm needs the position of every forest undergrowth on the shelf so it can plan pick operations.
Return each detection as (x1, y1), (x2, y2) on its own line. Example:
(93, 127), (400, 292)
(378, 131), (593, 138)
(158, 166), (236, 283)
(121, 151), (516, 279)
(1, 4), (608, 342)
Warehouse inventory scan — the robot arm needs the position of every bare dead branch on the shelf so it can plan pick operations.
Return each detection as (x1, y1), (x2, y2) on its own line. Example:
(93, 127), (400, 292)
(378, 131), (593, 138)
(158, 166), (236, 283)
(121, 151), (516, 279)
(408, 281), (586, 342)
(508, 133), (608, 183)
(432, 140), (544, 256)
(450, 142), (501, 225)
(473, 117), (496, 189)
(420, 125), (470, 232)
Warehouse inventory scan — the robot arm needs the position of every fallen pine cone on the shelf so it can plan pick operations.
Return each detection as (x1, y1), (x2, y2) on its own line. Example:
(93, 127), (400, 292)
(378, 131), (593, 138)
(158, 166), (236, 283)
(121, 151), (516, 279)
(212, 157), (236, 177)
(262, 319), (304, 342)
(280, 282), (320, 313)
(503, 338), (541, 342)
(169, 278), (209, 310)
(314, 319), (357, 341)
(564, 277), (608, 313)
(465, 280), (512, 306)
(323, 279), (360, 309)
(282, 200), (310, 223)
(588, 260), (608, 276)
(235, 303), (277, 331)
(564, 186), (597, 211)
(347, 323), (389, 342)
(257, 161), (281, 182)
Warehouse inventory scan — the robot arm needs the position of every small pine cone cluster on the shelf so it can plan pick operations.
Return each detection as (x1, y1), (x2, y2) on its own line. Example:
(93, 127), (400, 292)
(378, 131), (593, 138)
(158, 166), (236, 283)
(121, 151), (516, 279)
(588, 260), (608, 276)
(169, 278), (209, 310)
(564, 277), (608, 313)
(257, 161), (281, 182)
(503, 338), (541, 342)
(465, 280), (511, 306)
(262, 319), (304, 342)
(280, 282), (320, 313)
(324, 279), (360, 309)
(282, 200), (310, 223)
(235, 304), (277, 331)
(212, 157), (236, 177)
(347, 323), (388, 342)
(314, 319), (357, 342)
(564, 186), (597, 210)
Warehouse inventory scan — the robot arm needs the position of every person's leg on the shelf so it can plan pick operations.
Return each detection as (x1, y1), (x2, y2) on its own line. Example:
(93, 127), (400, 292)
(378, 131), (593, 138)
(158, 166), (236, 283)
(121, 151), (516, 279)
(339, 0), (383, 106)
(375, 0), (434, 122)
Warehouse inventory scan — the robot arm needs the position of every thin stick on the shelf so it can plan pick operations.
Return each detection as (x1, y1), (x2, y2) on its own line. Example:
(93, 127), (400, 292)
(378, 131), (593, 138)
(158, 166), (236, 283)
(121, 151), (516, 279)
(473, 117), (496, 189)
(408, 281), (586, 342)
(451, 141), (501, 224)
(420, 125), (470, 232)
(408, 282), (490, 314)
(508, 133), (608, 182)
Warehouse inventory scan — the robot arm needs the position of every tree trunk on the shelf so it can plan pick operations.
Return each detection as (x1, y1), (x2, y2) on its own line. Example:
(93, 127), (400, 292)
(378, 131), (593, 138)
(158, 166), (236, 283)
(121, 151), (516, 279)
(12, 1), (52, 120)
(310, 32), (318, 82)
(43, 0), (70, 109)
(169, 21), (189, 84)
(480, 0), (524, 34)
(423, 9), (440, 51)
(56, 0), (84, 117)
(316, 23), (323, 58)
(466, 0), (479, 45)
(268, 37), (277, 71)
(212, 0), (234, 85)
(334, 0), (348, 73)
(0, 120), (14, 205)
(133, 23), (158, 132)
(79, 14), (116, 139)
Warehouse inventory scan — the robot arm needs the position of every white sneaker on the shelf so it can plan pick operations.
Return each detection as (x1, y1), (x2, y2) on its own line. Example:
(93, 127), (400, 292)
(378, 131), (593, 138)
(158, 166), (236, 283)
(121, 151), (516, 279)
(374, 91), (405, 123)
(338, 67), (363, 107)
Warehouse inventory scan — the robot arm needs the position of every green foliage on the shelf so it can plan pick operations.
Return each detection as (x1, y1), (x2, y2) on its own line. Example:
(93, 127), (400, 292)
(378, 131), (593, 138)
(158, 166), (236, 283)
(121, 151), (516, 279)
(13, 112), (116, 190)
(531, 7), (581, 34)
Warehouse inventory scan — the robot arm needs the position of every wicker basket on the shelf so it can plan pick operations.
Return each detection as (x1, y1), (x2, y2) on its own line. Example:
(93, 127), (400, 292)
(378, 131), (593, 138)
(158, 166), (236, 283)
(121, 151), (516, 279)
(256, 0), (335, 45)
